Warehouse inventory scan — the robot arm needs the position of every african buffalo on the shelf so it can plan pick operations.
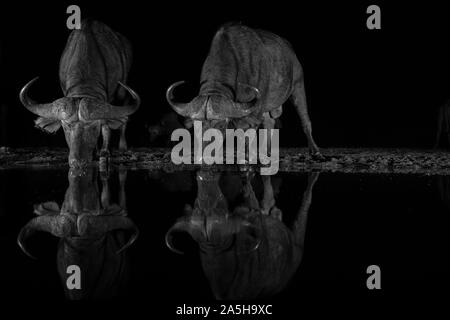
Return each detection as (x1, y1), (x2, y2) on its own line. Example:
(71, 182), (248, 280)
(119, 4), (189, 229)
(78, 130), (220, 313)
(19, 19), (140, 168)
(165, 169), (319, 300)
(166, 22), (321, 157)
(17, 168), (138, 300)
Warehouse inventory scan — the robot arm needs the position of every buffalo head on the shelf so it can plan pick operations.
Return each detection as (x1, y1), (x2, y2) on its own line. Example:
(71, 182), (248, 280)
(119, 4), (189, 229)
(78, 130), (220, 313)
(165, 170), (262, 255)
(166, 81), (261, 132)
(165, 170), (318, 300)
(19, 77), (140, 168)
(17, 167), (138, 299)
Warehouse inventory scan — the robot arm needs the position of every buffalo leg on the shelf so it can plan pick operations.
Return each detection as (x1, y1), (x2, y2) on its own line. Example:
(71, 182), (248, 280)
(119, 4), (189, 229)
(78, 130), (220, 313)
(241, 172), (259, 209)
(100, 125), (111, 157)
(118, 168), (127, 213)
(260, 175), (277, 216)
(119, 123), (127, 152)
(289, 81), (322, 158)
(261, 112), (276, 158)
(100, 172), (111, 209)
(292, 172), (320, 248)
(99, 125), (111, 172)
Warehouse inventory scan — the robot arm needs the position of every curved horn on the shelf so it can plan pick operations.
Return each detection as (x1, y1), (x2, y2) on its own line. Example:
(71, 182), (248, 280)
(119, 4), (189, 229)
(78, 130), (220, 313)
(247, 236), (261, 252)
(238, 213), (264, 254)
(116, 222), (139, 254)
(111, 81), (141, 117)
(17, 224), (38, 259)
(81, 82), (141, 120)
(19, 77), (57, 118)
(234, 232), (262, 254)
(17, 215), (71, 259)
(165, 220), (192, 255)
(230, 84), (261, 117)
(166, 81), (197, 117)
(208, 83), (260, 119)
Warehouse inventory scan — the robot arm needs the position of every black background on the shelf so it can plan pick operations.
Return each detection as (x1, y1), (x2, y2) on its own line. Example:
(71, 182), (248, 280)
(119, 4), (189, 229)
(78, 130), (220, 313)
(1, 2), (450, 314)
(2, 1), (450, 149)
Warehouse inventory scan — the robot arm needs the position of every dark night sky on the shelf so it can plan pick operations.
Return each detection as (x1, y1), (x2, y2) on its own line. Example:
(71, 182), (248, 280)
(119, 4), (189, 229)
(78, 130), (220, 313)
(1, 1), (450, 148)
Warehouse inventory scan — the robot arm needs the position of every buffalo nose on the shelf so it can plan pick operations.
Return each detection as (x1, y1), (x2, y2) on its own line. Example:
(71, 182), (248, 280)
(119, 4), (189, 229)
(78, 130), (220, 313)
(206, 103), (222, 120)
(69, 158), (88, 169)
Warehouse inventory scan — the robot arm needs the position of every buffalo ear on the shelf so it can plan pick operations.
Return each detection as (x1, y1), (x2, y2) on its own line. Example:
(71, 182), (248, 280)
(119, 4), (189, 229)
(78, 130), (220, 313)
(34, 201), (60, 216)
(104, 119), (125, 130)
(35, 117), (61, 133)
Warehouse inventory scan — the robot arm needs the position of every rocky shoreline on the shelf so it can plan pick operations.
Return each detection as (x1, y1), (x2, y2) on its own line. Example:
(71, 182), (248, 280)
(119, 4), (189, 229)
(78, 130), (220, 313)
(1, 147), (450, 175)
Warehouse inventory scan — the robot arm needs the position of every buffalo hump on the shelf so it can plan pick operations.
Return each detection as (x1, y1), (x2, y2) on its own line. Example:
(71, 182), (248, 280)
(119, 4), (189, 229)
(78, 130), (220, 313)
(59, 19), (132, 103)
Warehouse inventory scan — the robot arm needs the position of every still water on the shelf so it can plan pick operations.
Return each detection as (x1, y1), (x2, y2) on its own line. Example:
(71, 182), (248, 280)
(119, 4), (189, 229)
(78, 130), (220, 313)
(0, 166), (449, 308)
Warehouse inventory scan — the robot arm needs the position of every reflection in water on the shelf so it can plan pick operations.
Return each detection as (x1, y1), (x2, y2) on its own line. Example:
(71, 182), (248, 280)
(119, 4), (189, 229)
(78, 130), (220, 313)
(166, 169), (319, 300)
(17, 167), (139, 300)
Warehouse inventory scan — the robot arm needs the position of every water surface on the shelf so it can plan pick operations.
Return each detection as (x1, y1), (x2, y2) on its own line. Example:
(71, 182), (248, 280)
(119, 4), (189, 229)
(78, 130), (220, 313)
(0, 167), (449, 310)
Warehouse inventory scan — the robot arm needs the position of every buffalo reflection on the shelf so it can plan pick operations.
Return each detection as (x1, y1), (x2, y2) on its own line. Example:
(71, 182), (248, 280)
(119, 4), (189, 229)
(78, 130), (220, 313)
(17, 167), (138, 300)
(166, 169), (319, 300)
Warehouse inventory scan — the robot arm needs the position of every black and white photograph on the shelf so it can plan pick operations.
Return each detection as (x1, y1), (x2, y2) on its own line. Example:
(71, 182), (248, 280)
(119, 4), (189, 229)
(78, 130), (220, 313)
(0, 1), (449, 317)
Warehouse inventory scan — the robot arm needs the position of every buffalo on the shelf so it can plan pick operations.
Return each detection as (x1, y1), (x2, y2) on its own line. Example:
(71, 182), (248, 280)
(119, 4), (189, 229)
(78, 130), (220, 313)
(19, 19), (140, 168)
(166, 22), (321, 157)
(17, 167), (138, 300)
(165, 169), (319, 300)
